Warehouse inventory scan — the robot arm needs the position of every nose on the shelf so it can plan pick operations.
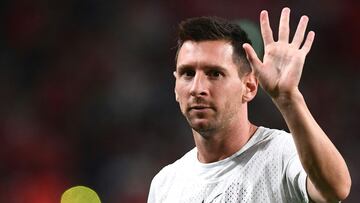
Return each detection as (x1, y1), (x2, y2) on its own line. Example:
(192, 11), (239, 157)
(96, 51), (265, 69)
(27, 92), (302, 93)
(190, 72), (209, 97)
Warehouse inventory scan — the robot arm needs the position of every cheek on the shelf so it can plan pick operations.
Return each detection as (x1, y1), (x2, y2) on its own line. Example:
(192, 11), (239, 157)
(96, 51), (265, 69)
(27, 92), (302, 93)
(175, 84), (188, 109)
(222, 85), (244, 107)
(175, 82), (189, 98)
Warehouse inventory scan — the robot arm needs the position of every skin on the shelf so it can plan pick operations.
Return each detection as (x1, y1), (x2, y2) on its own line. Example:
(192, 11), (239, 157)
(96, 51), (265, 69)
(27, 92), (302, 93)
(175, 7), (351, 203)
(243, 8), (351, 202)
(175, 40), (258, 162)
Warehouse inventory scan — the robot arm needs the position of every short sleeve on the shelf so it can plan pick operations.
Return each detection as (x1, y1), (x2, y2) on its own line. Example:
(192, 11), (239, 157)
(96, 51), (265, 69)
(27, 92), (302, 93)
(147, 175), (158, 203)
(280, 134), (309, 203)
(147, 164), (176, 203)
(282, 153), (309, 202)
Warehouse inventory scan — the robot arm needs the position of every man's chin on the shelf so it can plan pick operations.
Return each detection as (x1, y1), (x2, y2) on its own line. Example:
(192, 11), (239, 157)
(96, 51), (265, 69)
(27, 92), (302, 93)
(188, 119), (215, 133)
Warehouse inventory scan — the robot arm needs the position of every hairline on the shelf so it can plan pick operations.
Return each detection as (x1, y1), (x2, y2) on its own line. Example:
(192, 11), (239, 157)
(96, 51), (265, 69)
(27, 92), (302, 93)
(175, 39), (250, 78)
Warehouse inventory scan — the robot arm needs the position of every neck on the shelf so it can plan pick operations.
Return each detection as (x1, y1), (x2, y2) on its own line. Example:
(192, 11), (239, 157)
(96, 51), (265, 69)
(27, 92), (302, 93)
(193, 120), (257, 163)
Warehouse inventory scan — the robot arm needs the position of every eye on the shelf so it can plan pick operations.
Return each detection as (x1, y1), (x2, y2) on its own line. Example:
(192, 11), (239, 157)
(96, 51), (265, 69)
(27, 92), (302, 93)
(207, 70), (223, 78)
(184, 70), (195, 77)
(179, 69), (195, 78)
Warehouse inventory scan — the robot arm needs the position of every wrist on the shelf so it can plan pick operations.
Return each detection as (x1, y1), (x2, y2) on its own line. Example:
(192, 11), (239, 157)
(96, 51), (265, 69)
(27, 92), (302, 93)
(272, 88), (305, 109)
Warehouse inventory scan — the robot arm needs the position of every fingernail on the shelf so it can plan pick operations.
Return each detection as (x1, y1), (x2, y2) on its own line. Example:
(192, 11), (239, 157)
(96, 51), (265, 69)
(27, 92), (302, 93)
(283, 7), (290, 13)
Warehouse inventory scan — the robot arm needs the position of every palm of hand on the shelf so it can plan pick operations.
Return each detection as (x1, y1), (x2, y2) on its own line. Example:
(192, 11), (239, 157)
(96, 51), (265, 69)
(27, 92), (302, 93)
(261, 42), (305, 97)
(243, 8), (315, 99)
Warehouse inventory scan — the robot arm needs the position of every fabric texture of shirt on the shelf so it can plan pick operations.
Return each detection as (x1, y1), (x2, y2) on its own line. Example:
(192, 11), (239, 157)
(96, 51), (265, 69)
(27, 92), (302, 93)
(148, 126), (309, 203)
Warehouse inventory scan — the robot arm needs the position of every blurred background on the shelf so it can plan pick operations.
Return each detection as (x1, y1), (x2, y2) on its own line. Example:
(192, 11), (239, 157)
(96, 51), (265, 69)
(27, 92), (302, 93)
(0, 0), (359, 202)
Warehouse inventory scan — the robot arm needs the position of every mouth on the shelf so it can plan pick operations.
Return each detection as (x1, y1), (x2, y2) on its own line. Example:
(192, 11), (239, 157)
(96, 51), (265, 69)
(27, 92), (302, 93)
(188, 105), (213, 111)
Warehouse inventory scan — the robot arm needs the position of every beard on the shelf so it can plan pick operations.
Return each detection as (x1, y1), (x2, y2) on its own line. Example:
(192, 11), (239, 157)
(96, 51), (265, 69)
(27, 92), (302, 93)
(184, 107), (227, 137)
(183, 98), (238, 137)
(186, 115), (218, 135)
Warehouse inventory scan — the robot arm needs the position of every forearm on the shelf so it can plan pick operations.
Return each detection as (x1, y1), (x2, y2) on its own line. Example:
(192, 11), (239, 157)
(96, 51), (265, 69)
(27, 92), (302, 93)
(273, 89), (351, 201)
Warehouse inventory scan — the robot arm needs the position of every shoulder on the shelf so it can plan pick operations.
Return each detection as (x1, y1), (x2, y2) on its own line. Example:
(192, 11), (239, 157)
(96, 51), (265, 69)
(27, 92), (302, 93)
(150, 148), (196, 189)
(254, 126), (295, 148)
(257, 126), (291, 139)
(252, 127), (298, 162)
(148, 148), (196, 202)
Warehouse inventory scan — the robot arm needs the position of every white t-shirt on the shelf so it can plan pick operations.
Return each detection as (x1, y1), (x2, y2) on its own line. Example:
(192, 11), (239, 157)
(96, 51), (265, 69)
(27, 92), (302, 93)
(148, 127), (309, 203)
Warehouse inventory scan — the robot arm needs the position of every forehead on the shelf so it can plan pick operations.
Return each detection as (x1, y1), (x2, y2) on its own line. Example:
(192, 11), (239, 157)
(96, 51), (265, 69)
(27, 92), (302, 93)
(176, 40), (235, 69)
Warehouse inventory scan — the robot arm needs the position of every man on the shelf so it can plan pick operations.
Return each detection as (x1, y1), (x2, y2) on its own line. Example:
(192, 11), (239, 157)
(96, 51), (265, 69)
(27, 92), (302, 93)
(148, 8), (351, 203)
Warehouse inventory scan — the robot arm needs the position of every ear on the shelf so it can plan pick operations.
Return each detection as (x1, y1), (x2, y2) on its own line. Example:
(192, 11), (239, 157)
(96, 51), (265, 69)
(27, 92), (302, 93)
(242, 73), (258, 102)
(173, 71), (179, 102)
(175, 89), (179, 102)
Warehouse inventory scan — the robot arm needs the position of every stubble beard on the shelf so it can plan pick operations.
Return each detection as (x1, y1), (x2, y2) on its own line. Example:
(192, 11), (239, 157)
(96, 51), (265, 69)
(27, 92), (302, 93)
(185, 110), (228, 138)
(184, 102), (238, 138)
(187, 116), (218, 136)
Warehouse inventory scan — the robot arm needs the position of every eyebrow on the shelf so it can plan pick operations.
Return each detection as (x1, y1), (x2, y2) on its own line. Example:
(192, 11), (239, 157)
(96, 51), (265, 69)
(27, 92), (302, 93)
(176, 64), (229, 74)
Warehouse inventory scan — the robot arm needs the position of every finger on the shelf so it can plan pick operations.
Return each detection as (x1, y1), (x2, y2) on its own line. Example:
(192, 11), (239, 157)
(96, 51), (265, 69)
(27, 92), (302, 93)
(278, 7), (290, 42)
(291, 15), (309, 48)
(243, 43), (263, 73)
(301, 31), (315, 54)
(260, 10), (274, 46)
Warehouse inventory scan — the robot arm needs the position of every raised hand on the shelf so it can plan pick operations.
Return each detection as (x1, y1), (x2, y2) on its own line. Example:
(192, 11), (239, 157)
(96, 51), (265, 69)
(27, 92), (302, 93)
(243, 7), (315, 99)
(243, 8), (351, 202)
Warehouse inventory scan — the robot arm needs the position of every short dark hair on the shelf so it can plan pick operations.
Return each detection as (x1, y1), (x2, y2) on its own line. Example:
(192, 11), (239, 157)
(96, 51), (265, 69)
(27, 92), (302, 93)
(176, 16), (252, 76)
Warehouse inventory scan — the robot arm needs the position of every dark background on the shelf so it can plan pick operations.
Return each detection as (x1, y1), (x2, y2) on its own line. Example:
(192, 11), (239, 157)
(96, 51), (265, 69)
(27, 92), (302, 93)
(0, 0), (359, 202)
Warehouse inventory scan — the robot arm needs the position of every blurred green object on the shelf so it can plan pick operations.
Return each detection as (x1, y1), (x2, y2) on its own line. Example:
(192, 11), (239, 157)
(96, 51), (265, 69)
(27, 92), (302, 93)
(61, 186), (101, 203)
(236, 19), (264, 59)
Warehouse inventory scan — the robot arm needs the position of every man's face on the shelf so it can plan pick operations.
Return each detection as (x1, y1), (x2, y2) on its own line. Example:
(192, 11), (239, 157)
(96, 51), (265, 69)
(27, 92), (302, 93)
(175, 40), (248, 134)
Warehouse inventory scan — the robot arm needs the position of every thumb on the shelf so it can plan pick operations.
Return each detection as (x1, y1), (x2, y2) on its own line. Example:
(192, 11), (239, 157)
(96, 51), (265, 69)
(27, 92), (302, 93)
(242, 43), (263, 73)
